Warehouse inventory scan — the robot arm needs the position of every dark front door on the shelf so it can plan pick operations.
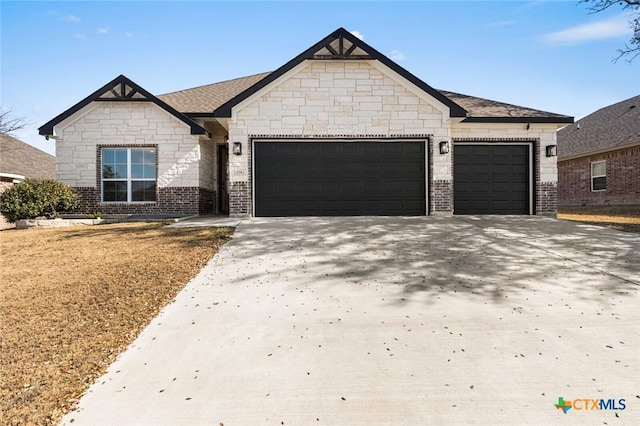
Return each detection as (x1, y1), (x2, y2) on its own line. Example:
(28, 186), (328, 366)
(454, 144), (530, 214)
(254, 141), (426, 216)
(218, 145), (229, 215)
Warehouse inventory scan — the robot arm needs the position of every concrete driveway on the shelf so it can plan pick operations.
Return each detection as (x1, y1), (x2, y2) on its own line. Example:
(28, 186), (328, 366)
(61, 217), (639, 425)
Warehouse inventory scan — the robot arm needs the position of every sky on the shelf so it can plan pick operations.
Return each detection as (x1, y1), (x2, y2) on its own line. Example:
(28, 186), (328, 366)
(1, 0), (639, 156)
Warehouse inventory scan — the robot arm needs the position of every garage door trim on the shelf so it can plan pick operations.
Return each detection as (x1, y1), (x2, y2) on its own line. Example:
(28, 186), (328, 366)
(454, 142), (533, 215)
(251, 138), (430, 217)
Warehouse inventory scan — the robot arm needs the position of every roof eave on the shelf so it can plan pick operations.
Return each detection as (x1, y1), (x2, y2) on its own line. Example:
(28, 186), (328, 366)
(558, 140), (640, 161)
(461, 116), (574, 124)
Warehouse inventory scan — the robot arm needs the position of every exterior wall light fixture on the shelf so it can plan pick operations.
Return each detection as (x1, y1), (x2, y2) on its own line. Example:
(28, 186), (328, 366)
(439, 141), (450, 154)
(546, 145), (557, 157)
(233, 141), (242, 155)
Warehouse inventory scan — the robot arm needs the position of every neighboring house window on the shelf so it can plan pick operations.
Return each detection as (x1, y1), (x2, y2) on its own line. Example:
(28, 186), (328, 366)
(591, 161), (606, 191)
(102, 148), (156, 202)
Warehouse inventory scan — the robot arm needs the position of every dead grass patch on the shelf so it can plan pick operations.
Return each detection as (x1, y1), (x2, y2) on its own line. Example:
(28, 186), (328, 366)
(558, 205), (640, 234)
(0, 223), (233, 425)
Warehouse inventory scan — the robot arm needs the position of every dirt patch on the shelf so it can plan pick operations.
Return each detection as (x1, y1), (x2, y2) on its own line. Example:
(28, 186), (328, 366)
(0, 223), (233, 425)
(558, 205), (640, 234)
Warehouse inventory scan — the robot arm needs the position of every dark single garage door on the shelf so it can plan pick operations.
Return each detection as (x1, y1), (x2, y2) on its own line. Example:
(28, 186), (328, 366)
(254, 141), (426, 216)
(454, 144), (530, 214)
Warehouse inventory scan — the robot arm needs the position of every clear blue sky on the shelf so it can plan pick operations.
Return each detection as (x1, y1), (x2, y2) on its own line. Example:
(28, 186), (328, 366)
(2, 0), (639, 155)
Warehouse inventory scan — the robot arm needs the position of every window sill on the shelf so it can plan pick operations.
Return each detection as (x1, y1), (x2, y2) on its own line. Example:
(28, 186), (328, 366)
(100, 202), (157, 205)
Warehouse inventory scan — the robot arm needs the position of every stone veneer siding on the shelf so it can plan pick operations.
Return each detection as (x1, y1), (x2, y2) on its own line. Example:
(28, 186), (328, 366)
(558, 145), (640, 206)
(228, 60), (452, 216)
(54, 102), (215, 216)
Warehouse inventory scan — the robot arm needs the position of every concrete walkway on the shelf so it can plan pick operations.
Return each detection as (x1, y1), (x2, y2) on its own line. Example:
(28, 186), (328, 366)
(61, 217), (639, 425)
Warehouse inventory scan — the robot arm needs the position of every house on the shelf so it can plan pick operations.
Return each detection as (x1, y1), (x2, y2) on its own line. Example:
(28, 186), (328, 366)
(39, 28), (572, 217)
(0, 132), (56, 229)
(557, 95), (640, 207)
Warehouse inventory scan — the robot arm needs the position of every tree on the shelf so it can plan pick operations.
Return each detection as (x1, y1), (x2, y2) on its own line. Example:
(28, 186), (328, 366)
(0, 109), (27, 134)
(581, 0), (640, 62)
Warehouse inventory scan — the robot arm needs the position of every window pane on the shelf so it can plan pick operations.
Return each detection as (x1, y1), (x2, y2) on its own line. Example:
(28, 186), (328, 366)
(143, 164), (155, 178)
(131, 164), (144, 179)
(115, 149), (127, 163)
(143, 149), (156, 164)
(102, 149), (115, 164)
(115, 164), (128, 179)
(132, 181), (156, 202)
(593, 176), (606, 191)
(103, 181), (128, 201)
(131, 163), (156, 179)
(131, 149), (156, 178)
(102, 148), (128, 178)
(131, 149), (144, 163)
(102, 164), (116, 178)
(592, 162), (606, 176)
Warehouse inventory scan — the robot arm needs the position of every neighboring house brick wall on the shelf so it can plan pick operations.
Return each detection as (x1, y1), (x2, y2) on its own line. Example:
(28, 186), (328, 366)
(55, 102), (213, 215)
(227, 60), (451, 216)
(558, 145), (640, 206)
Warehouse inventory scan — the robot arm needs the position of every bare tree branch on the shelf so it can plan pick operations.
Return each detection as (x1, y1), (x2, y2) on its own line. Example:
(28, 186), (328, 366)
(0, 110), (28, 134)
(580, 0), (640, 62)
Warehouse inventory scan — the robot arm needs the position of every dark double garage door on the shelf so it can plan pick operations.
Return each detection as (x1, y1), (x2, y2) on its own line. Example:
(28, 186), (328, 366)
(253, 141), (531, 216)
(254, 141), (426, 216)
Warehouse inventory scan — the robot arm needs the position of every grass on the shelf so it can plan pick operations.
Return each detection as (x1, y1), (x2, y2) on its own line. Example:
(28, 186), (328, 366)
(557, 205), (640, 233)
(0, 223), (233, 425)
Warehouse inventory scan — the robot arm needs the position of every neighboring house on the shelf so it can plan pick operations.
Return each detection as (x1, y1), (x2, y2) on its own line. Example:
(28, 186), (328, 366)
(39, 28), (572, 217)
(0, 132), (56, 229)
(557, 95), (640, 206)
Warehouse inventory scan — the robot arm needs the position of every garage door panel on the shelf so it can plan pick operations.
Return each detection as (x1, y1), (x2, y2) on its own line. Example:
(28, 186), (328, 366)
(454, 144), (530, 215)
(255, 141), (425, 216)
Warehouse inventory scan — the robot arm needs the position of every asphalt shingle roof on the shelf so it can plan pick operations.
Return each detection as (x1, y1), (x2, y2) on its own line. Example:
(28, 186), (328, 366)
(158, 73), (271, 113)
(557, 95), (640, 159)
(439, 90), (572, 120)
(158, 72), (571, 122)
(0, 133), (55, 179)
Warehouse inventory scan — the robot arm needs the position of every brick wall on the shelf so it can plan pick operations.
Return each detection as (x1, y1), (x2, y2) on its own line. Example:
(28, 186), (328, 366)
(558, 145), (640, 206)
(70, 186), (214, 216)
(536, 182), (558, 215)
(229, 182), (249, 216)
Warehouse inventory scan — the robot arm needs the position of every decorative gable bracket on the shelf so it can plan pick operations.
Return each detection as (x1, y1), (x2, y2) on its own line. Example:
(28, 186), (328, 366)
(98, 81), (148, 101)
(313, 34), (372, 60)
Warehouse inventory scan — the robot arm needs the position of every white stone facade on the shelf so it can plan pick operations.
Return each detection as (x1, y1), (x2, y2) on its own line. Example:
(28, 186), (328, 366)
(227, 60), (452, 184)
(55, 102), (205, 188)
(451, 123), (559, 182)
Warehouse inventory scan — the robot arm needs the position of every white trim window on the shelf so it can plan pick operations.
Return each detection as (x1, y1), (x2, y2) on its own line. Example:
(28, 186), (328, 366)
(591, 160), (606, 191)
(102, 148), (157, 202)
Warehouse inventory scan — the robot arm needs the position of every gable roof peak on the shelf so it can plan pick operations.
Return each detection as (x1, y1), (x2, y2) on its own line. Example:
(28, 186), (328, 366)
(213, 27), (467, 118)
(39, 74), (207, 136)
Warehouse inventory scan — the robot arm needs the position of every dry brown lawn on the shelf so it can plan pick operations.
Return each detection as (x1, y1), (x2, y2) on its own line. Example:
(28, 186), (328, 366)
(558, 205), (640, 233)
(0, 223), (233, 425)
